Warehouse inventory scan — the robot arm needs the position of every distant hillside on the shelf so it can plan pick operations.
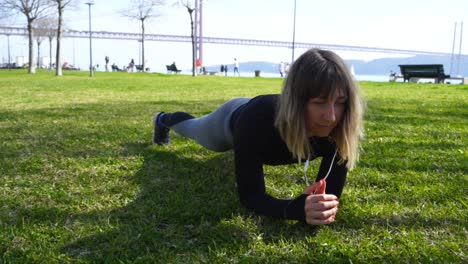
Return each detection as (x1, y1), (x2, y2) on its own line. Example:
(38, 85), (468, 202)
(204, 55), (468, 76)
(349, 55), (468, 76)
(204, 61), (279, 74)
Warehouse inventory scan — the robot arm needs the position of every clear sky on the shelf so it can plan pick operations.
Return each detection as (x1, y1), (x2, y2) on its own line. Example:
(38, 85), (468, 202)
(1, 0), (467, 73)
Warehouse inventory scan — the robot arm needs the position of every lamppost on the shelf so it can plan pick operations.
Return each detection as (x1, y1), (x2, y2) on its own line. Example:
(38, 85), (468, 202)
(138, 39), (142, 67)
(291, 0), (297, 63)
(85, 1), (94, 77)
(73, 37), (76, 67)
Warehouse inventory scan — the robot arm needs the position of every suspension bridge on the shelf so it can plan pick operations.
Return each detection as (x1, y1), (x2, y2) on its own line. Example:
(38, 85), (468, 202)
(0, 26), (456, 57)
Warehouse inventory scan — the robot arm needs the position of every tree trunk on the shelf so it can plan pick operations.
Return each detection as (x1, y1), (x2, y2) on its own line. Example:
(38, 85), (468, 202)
(190, 12), (196, 77)
(49, 36), (53, 70)
(56, 4), (63, 76)
(141, 19), (145, 71)
(27, 20), (36, 74)
(37, 41), (41, 68)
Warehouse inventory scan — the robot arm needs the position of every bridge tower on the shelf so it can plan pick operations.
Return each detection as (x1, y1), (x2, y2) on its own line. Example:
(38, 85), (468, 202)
(450, 21), (464, 77)
(194, 0), (203, 66)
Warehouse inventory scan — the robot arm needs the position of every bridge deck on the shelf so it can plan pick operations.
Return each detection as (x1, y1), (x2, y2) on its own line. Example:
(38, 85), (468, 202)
(0, 26), (457, 57)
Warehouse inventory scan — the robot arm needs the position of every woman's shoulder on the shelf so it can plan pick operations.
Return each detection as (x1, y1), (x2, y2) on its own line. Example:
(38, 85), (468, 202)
(250, 94), (279, 102)
(245, 94), (279, 113)
(232, 94), (279, 134)
(232, 95), (287, 154)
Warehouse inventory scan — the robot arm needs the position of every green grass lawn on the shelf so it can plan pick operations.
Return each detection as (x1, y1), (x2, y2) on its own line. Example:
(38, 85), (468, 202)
(0, 70), (466, 263)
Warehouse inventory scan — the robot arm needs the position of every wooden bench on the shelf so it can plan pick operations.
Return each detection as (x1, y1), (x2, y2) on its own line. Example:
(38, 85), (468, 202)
(398, 64), (450, 83)
(166, 65), (181, 74)
(204, 71), (220, 76)
(135, 65), (149, 72)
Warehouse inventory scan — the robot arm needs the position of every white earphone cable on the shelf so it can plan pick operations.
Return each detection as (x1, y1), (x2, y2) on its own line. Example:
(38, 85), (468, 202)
(303, 150), (337, 185)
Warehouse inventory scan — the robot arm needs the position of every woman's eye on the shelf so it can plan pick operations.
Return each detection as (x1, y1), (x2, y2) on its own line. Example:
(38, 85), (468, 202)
(311, 100), (326, 105)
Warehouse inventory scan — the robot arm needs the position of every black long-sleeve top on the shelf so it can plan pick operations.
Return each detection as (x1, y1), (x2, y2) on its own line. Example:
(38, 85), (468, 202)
(230, 94), (347, 221)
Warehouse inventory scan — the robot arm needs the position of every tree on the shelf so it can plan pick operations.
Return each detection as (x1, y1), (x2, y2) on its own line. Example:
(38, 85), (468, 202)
(48, 0), (75, 76)
(34, 28), (45, 68)
(33, 16), (57, 70)
(177, 0), (196, 76)
(0, 0), (50, 74)
(121, 0), (165, 72)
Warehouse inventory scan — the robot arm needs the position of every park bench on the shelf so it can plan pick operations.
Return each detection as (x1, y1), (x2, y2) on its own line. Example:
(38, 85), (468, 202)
(135, 65), (150, 72)
(166, 64), (182, 74)
(398, 64), (450, 83)
(0, 63), (23, 69)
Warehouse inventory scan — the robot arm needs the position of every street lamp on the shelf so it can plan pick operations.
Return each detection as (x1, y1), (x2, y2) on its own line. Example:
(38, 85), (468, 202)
(138, 39), (142, 67)
(85, 1), (94, 77)
(291, 0), (297, 63)
(73, 37), (76, 67)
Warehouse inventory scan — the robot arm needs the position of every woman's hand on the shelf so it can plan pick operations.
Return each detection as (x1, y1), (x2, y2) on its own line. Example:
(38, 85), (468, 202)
(303, 180), (339, 225)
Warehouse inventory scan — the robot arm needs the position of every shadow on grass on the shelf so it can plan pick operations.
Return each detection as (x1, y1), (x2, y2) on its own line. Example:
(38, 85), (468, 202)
(0, 99), (226, 162)
(58, 142), (464, 262)
(60, 142), (316, 261)
(2, 98), (464, 261)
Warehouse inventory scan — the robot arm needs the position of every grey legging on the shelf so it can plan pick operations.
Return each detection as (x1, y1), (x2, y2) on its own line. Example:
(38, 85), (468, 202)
(171, 98), (250, 152)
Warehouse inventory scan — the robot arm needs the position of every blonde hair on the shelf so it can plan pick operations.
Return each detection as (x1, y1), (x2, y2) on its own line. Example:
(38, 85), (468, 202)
(274, 49), (364, 169)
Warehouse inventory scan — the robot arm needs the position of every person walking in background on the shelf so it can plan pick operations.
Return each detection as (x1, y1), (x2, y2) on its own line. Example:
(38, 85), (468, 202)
(105, 56), (110, 72)
(233, 58), (240, 76)
(128, 58), (135, 72)
(224, 65), (228, 76)
(152, 48), (364, 226)
(279, 61), (285, 77)
(284, 62), (290, 77)
(196, 59), (202, 74)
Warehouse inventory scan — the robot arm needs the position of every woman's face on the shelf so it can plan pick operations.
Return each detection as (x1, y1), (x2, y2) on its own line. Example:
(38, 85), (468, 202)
(305, 90), (347, 137)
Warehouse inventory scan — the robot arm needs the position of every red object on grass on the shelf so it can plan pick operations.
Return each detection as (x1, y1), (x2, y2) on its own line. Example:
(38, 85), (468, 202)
(308, 179), (327, 195)
(316, 179), (326, 194)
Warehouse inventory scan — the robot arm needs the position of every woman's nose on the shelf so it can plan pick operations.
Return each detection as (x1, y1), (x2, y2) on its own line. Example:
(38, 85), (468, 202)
(323, 104), (336, 122)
